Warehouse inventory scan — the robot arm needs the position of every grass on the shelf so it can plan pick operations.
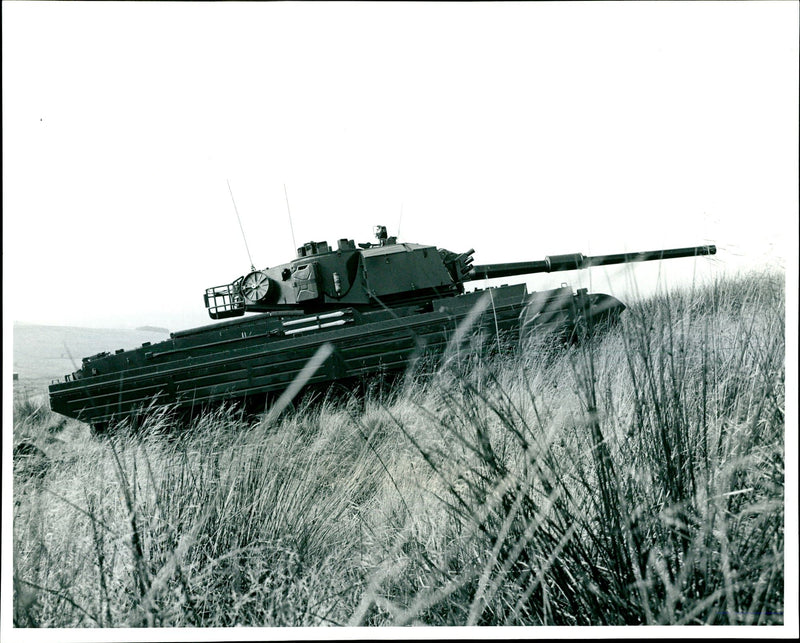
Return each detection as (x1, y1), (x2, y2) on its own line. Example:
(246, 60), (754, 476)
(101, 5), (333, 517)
(11, 269), (786, 628)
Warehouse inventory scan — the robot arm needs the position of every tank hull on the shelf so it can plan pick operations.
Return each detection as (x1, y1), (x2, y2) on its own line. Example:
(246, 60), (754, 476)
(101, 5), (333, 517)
(48, 284), (623, 428)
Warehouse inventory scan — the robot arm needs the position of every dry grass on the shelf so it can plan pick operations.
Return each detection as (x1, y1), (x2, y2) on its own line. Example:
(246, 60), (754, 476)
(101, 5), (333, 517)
(12, 270), (785, 627)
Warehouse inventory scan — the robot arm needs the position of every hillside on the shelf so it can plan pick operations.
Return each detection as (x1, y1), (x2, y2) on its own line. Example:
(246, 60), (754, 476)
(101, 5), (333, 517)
(12, 271), (787, 628)
(12, 323), (171, 389)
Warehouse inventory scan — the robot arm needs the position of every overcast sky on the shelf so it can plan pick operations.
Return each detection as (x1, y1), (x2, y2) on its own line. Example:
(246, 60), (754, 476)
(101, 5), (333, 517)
(3, 1), (798, 330)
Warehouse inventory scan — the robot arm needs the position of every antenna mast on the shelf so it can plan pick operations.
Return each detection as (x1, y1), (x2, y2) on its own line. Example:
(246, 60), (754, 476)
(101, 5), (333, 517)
(397, 203), (404, 240)
(227, 179), (255, 272)
(284, 184), (297, 251)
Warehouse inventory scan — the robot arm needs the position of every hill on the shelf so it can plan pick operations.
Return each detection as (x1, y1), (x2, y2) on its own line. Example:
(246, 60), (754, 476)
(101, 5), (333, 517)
(12, 323), (172, 389)
(135, 325), (170, 334)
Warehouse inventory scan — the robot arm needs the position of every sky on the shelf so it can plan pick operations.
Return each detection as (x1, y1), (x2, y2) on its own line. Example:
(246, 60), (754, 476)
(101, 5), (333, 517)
(3, 1), (798, 331)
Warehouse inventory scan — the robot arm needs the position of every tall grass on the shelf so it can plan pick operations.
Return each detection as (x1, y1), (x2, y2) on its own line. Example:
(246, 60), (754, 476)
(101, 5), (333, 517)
(12, 270), (785, 627)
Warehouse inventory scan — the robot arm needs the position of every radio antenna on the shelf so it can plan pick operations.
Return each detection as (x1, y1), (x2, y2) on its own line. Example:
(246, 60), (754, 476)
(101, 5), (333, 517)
(397, 203), (404, 240)
(227, 179), (255, 272)
(284, 184), (297, 251)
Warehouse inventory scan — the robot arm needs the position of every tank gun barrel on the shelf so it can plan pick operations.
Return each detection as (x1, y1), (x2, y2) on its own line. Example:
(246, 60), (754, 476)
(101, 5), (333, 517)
(467, 245), (717, 281)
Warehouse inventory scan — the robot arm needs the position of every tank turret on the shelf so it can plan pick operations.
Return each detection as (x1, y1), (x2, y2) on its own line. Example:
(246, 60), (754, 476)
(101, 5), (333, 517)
(204, 224), (716, 319)
(204, 224), (463, 319)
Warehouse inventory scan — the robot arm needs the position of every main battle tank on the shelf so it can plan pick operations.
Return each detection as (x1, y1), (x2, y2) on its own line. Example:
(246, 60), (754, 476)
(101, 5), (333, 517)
(48, 225), (716, 430)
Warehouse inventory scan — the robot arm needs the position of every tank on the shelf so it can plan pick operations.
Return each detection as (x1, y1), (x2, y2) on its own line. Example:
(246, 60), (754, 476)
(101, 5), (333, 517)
(48, 225), (716, 430)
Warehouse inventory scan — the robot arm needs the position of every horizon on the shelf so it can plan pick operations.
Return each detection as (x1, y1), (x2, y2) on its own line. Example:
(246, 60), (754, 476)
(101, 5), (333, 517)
(8, 260), (784, 332)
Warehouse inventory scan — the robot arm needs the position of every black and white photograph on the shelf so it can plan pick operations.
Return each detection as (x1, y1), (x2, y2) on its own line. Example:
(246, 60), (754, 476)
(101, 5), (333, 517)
(3, 1), (797, 640)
